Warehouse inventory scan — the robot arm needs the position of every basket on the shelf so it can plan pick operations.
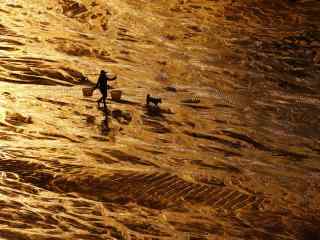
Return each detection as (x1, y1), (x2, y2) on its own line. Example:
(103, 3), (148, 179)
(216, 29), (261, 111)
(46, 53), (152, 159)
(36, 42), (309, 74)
(111, 90), (122, 101)
(82, 87), (94, 97)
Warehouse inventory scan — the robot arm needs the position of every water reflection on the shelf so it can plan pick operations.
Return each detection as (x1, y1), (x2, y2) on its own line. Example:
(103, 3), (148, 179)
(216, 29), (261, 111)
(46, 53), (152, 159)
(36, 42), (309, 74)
(0, 0), (319, 239)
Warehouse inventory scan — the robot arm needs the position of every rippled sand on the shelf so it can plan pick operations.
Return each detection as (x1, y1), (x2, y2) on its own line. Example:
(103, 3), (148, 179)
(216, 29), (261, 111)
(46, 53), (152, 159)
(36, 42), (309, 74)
(0, 0), (320, 239)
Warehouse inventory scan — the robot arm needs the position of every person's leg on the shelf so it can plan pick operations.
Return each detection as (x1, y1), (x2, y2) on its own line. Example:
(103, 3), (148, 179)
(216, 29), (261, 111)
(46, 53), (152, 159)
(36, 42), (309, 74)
(97, 96), (103, 108)
(102, 93), (107, 109)
(146, 94), (150, 106)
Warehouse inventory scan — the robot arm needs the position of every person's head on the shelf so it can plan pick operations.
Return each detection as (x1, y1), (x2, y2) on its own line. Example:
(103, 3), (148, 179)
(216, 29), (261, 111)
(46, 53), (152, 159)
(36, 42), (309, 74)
(100, 70), (107, 76)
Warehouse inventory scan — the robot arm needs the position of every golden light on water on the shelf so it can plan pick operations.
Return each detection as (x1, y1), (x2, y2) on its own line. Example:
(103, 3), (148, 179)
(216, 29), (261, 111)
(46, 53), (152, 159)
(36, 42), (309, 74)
(0, 0), (319, 239)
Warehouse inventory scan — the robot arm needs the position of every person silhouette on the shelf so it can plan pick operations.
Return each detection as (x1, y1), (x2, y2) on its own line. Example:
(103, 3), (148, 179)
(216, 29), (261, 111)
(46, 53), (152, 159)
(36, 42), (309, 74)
(93, 70), (117, 109)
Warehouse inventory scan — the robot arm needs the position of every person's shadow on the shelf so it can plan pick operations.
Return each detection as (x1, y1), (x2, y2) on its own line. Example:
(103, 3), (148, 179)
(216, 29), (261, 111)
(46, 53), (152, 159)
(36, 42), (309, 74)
(100, 107), (111, 135)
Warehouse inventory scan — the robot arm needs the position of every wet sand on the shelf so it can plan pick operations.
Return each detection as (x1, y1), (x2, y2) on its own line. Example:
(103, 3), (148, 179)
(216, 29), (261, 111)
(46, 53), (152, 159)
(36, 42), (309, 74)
(0, 0), (320, 239)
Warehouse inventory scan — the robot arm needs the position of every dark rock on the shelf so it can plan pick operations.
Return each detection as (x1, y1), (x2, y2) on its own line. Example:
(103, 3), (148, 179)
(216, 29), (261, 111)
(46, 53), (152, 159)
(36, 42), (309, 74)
(86, 115), (95, 124)
(164, 85), (177, 92)
(111, 109), (122, 119)
(121, 110), (132, 122)
(111, 109), (132, 124)
(5, 112), (33, 125)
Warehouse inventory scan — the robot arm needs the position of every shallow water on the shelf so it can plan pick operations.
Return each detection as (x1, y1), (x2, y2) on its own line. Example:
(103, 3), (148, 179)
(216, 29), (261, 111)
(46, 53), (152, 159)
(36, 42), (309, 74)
(0, 0), (320, 239)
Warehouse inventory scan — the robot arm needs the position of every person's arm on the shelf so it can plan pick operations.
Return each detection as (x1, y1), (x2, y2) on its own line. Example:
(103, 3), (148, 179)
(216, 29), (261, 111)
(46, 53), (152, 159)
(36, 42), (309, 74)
(93, 77), (101, 90)
(108, 75), (117, 81)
